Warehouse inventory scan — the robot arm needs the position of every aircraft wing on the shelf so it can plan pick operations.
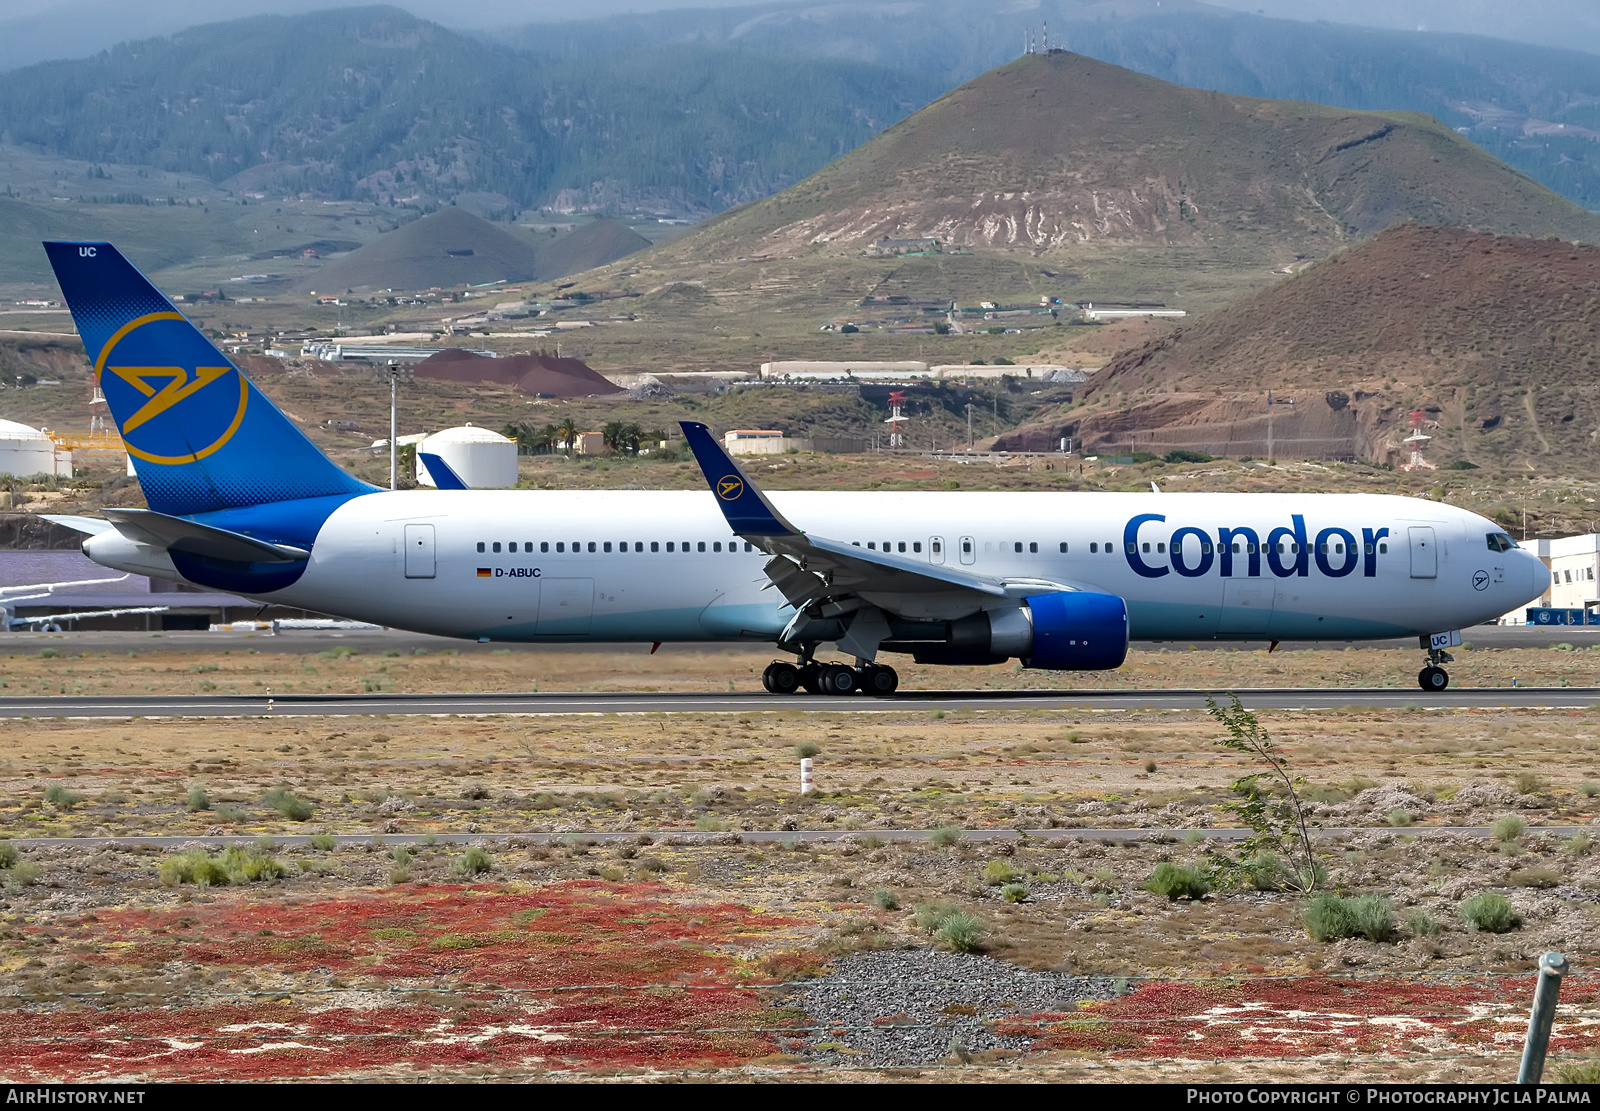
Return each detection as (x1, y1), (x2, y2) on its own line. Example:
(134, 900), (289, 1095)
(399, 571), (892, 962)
(678, 420), (1010, 611)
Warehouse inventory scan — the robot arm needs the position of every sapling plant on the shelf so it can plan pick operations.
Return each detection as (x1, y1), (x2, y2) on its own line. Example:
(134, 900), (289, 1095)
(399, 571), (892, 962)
(1205, 693), (1321, 892)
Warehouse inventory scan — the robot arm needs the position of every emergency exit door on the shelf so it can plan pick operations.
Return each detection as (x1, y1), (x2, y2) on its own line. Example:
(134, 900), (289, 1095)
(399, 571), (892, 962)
(404, 523), (436, 579)
(1408, 526), (1437, 579)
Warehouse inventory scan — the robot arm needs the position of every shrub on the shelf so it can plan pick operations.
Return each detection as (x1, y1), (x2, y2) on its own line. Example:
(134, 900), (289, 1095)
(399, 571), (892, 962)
(1145, 862), (1210, 901)
(159, 846), (286, 886)
(1000, 883), (1029, 903)
(1564, 833), (1592, 856)
(0, 841), (16, 869)
(598, 863), (627, 882)
(1581, 782), (1600, 799)
(4, 862), (41, 887)
(934, 912), (984, 953)
(1405, 909), (1442, 937)
(1304, 893), (1396, 942)
(794, 743), (821, 759)
(982, 859), (1019, 886)
(215, 805), (246, 822)
(914, 900), (963, 933)
(857, 834), (886, 850)
(1491, 815), (1526, 842)
(1066, 730), (1082, 743)
(1514, 773), (1545, 795)
(391, 845), (412, 866)
(1460, 893), (1520, 933)
(1387, 808), (1414, 828)
(309, 833), (335, 851)
(43, 784), (83, 809)
(388, 867), (412, 885)
(186, 785), (212, 812)
(1509, 867), (1562, 889)
(695, 815), (729, 832)
(637, 856), (668, 874)
(1555, 1061), (1600, 1084)
(928, 826), (963, 847)
(872, 887), (898, 910)
(264, 788), (314, 822)
(456, 847), (493, 876)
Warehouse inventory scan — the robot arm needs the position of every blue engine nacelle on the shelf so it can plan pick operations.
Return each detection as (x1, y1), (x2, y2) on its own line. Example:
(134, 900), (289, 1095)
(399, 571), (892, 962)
(1021, 591), (1128, 671)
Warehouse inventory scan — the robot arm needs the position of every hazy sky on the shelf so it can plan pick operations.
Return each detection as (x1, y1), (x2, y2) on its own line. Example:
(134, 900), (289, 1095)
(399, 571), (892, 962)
(2, 0), (1595, 71)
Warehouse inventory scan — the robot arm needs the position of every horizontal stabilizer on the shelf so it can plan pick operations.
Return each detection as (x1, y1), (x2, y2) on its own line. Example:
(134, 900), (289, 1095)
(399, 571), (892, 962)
(102, 508), (309, 564)
(418, 452), (470, 490)
(42, 514), (117, 536)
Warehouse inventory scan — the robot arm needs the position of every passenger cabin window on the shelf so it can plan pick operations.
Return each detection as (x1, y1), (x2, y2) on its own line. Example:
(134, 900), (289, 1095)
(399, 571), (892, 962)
(930, 540), (941, 555)
(651, 542), (659, 552)
(961, 540), (972, 555)
(1030, 542), (1038, 553)
(698, 542), (706, 552)
(898, 542), (907, 553)
(492, 542), (501, 553)
(476, 542), (485, 553)
(1090, 543), (1097, 553)
(587, 542), (596, 553)
(913, 542), (922, 553)
(541, 542), (549, 553)
(1059, 542), (1067, 553)
(603, 542), (612, 553)
(714, 542), (722, 552)
(1013, 542), (1022, 554)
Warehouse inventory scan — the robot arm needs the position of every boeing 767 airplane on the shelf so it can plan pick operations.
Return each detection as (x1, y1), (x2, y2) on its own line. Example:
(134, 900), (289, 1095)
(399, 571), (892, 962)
(38, 242), (1548, 694)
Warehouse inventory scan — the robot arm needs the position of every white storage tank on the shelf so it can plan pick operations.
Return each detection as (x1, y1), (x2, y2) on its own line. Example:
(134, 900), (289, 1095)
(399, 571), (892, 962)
(0, 419), (71, 478)
(416, 423), (517, 489)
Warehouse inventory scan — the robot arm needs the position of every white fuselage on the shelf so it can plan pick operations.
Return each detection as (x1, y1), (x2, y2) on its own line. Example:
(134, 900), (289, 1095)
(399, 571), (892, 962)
(85, 489), (1549, 646)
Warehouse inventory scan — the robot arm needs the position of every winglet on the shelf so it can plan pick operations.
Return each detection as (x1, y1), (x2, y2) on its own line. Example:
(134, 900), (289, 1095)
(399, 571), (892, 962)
(418, 452), (470, 490)
(678, 421), (802, 537)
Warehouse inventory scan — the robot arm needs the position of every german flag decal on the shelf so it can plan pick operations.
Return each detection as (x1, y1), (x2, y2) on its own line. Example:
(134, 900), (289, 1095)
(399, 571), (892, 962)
(476, 568), (492, 578)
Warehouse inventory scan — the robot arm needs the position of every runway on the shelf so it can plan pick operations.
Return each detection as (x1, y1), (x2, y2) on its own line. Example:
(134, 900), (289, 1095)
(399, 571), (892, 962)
(1, 685), (1596, 719)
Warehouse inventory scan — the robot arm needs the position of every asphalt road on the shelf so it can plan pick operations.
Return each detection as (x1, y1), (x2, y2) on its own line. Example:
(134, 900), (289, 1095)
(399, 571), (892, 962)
(4, 625), (1600, 656)
(1, 686), (1596, 719)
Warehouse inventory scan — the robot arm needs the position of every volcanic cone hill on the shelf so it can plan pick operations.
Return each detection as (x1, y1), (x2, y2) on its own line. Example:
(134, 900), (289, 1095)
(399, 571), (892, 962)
(995, 224), (1600, 467)
(533, 219), (651, 282)
(291, 207), (540, 293)
(659, 51), (1600, 274)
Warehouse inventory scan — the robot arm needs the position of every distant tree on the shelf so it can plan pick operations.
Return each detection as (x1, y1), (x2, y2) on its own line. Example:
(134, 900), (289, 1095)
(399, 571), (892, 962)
(554, 417), (579, 457)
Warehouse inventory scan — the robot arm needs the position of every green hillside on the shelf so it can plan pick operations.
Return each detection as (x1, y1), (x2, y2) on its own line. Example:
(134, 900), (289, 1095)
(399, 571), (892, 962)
(0, 6), (942, 217)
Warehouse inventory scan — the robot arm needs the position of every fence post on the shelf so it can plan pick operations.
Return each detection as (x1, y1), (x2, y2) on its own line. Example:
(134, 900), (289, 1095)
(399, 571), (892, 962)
(1517, 950), (1569, 1084)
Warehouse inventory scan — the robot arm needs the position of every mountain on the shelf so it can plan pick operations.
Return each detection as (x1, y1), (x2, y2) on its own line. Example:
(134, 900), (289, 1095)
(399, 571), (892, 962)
(994, 223), (1600, 466)
(287, 207), (649, 292)
(531, 219), (651, 282)
(665, 52), (1600, 265)
(289, 206), (541, 292)
(0, 6), (942, 217)
(503, 0), (1600, 212)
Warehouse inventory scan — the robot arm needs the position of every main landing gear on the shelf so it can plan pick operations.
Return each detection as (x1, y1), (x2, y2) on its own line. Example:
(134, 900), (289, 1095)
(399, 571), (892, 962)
(1418, 647), (1453, 692)
(761, 659), (899, 697)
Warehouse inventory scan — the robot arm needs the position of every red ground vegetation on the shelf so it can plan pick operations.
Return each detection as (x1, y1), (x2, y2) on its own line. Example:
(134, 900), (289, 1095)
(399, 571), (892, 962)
(11, 882), (804, 1080)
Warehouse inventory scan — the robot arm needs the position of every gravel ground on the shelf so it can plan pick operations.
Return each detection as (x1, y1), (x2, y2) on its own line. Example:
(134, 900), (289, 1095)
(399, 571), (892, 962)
(790, 949), (1118, 1067)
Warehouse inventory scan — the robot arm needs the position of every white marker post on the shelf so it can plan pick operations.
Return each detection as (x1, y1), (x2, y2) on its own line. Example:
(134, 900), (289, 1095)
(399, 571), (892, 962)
(800, 757), (815, 795)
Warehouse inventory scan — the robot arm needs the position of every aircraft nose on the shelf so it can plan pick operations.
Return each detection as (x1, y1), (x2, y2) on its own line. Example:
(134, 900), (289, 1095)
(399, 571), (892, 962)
(1528, 552), (1550, 598)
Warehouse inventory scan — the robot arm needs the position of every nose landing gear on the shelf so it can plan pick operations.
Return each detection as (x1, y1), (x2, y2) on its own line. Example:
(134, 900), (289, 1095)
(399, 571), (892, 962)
(1417, 646), (1453, 692)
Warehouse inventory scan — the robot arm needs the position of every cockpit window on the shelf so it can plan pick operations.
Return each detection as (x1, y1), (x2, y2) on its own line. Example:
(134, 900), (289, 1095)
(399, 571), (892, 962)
(1486, 532), (1516, 553)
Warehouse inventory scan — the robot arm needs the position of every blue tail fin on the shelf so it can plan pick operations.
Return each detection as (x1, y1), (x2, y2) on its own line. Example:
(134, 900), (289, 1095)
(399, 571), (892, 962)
(43, 241), (376, 516)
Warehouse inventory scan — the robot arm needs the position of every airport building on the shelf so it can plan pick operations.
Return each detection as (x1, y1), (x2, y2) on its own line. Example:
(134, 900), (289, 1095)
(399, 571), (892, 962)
(0, 418), (72, 478)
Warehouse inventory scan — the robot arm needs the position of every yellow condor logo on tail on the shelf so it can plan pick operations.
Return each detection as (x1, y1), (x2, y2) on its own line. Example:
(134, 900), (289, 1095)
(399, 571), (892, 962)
(94, 312), (248, 465)
(717, 475), (744, 501)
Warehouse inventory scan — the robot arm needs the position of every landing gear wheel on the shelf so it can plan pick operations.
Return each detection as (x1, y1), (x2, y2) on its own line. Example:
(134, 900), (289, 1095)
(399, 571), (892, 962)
(861, 665), (899, 696)
(1418, 665), (1449, 692)
(798, 662), (823, 694)
(820, 663), (858, 696)
(762, 661), (800, 694)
